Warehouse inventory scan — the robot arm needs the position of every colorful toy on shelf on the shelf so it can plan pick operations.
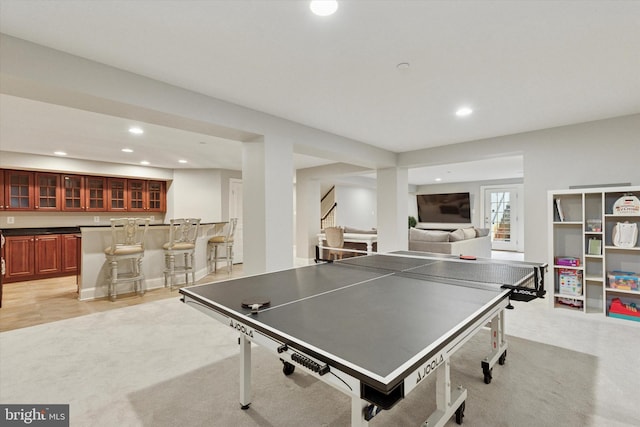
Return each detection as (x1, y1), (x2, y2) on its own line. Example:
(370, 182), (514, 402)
(559, 268), (583, 296)
(555, 257), (580, 267)
(608, 271), (639, 291)
(609, 298), (640, 322)
(557, 298), (583, 309)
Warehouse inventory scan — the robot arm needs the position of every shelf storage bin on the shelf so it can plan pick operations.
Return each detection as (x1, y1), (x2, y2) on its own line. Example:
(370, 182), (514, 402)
(608, 271), (639, 291)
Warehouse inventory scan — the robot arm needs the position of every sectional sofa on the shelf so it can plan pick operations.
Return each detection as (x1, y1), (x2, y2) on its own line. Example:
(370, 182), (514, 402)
(408, 227), (491, 258)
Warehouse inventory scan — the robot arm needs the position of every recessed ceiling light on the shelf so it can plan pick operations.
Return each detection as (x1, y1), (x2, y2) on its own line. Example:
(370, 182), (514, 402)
(121, 148), (134, 153)
(178, 159), (188, 164)
(455, 107), (473, 117)
(54, 151), (67, 156)
(140, 160), (150, 165)
(435, 178), (442, 182)
(310, 0), (338, 16)
(129, 127), (144, 135)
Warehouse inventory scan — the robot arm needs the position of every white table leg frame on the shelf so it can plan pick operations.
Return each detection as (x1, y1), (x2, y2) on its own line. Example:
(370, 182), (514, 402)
(185, 296), (506, 427)
(239, 334), (252, 409)
(420, 358), (467, 427)
(481, 309), (508, 385)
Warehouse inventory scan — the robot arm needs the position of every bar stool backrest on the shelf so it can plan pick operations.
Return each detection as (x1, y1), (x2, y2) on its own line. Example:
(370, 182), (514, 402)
(107, 217), (150, 254)
(226, 218), (238, 242)
(167, 218), (201, 249)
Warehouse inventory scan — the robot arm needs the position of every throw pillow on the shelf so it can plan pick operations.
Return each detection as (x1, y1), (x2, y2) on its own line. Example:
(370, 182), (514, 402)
(449, 229), (466, 242)
(475, 228), (490, 237)
(462, 228), (476, 239)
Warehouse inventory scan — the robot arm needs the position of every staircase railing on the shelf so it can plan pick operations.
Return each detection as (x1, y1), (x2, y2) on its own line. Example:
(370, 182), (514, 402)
(321, 202), (337, 229)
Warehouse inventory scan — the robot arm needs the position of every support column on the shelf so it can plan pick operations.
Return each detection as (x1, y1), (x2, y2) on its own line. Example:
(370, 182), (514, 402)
(242, 136), (294, 275)
(295, 175), (321, 261)
(376, 167), (409, 253)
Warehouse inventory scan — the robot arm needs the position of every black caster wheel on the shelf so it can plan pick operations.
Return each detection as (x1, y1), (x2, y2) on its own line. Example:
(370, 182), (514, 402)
(455, 401), (465, 424)
(498, 350), (507, 365)
(483, 368), (492, 384)
(282, 361), (295, 376)
(363, 404), (381, 421)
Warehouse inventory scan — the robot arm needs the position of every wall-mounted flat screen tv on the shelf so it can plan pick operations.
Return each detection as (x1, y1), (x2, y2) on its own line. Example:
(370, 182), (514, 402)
(417, 192), (471, 223)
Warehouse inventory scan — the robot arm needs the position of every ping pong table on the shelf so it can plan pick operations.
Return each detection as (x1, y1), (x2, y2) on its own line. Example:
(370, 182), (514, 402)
(180, 252), (546, 426)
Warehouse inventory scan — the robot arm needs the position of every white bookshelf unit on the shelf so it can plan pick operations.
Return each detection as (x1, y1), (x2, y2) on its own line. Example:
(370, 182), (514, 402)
(548, 186), (640, 322)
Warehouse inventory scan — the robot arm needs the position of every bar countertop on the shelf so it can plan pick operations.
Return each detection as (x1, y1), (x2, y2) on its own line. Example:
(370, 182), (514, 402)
(1, 222), (224, 236)
(1, 227), (82, 236)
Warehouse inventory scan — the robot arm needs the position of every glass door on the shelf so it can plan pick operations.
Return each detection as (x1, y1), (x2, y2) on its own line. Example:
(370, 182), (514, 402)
(484, 187), (519, 251)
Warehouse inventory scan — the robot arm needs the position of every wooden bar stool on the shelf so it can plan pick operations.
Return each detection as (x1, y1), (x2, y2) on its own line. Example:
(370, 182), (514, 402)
(207, 218), (237, 274)
(163, 218), (201, 290)
(104, 218), (150, 301)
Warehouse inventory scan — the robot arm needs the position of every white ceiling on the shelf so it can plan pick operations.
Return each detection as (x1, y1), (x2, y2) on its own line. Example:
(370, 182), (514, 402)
(0, 1), (638, 184)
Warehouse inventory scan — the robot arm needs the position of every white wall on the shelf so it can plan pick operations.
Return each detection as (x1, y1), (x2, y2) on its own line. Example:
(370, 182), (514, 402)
(170, 169), (222, 222)
(335, 185), (377, 230)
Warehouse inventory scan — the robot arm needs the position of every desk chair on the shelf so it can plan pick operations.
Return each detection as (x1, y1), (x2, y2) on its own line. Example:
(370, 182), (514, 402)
(104, 217), (150, 301)
(207, 218), (237, 274)
(324, 226), (345, 260)
(163, 218), (201, 290)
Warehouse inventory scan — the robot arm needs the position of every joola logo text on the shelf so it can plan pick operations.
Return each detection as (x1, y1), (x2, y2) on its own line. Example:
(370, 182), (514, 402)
(513, 288), (537, 296)
(415, 354), (444, 384)
(229, 319), (254, 338)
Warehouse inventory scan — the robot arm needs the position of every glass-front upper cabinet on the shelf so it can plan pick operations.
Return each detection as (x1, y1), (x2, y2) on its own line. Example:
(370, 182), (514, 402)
(147, 180), (166, 212)
(128, 179), (166, 212)
(107, 177), (128, 211)
(128, 179), (146, 212)
(5, 170), (34, 210)
(85, 176), (106, 211)
(62, 174), (85, 211)
(35, 173), (61, 211)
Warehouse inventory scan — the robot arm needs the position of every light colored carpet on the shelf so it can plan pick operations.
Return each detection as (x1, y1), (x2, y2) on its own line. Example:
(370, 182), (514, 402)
(1, 297), (638, 426)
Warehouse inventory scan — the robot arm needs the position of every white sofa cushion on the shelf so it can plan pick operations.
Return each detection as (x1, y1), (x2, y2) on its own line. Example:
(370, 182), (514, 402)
(409, 228), (449, 242)
(408, 227), (492, 258)
(343, 226), (377, 234)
